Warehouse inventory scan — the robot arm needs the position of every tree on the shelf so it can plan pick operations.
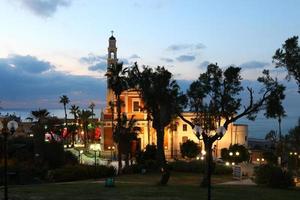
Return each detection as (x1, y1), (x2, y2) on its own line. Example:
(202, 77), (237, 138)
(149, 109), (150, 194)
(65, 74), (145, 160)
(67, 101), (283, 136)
(259, 70), (286, 139)
(105, 62), (128, 173)
(273, 36), (300, 92)
(180, 139), (200, 159)
(70, 104), (79, 120)
(78, 109), (93, 148)
(118, 114), (140, 167)
(128, 64), (186, 185)
(178, 63), (279, 199)
(89, 102), (96, 120)
(59, 95), (70, 144)
(69, 104), (80, 146)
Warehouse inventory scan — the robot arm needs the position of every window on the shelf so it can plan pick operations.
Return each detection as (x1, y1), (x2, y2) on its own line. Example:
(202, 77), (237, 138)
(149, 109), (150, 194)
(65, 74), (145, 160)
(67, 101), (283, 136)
(133, 101), (140, 112)
(182, 124), (187, 131)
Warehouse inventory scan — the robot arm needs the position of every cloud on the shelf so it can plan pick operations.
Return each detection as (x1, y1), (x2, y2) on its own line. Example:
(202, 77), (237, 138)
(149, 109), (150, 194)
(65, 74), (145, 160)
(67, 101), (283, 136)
(0, 54), (54, 74)
(167, 43), (205, 51)
(18, 0), (72, 17)
(129, 54), (140, 59)
(176, 55), (195, 62)
(161, 57), (174, 63)
(0, 54), (106, 109)
(88, 61), (107, 72)
(198, 61), (210, 69)
(119, 58), (129, 65)
(80, 53), (106, 65)
(239, 61), (270, 69)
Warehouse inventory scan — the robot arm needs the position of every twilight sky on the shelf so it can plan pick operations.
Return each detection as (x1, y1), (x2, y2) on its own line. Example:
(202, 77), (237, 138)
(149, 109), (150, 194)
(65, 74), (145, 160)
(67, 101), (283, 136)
(0, 0), (300, 116)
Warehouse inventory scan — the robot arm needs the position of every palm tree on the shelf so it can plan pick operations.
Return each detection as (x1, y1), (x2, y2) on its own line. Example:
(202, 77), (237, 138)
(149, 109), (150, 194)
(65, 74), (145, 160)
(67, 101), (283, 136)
(31, 108), (50, 123)
(105, 62), (128, 173)
(118, 114), (140, 167)
(70, 104), (79, 120)
(59, 95), (70, 144)
(78, 109), (93, 148)
(69, 104), (80, 146)
(89, 102), (96, 120)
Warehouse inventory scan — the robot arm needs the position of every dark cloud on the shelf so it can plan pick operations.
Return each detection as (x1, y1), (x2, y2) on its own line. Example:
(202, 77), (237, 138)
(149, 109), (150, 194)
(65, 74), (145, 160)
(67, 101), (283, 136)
(129, 54), (140, 59)
(176, 55), (195, 62)
(19, 0), (72, 17)
(80, 53), (106, 65)
(161, 57), (174, 63)
(0, 54), (105, 109)
(198, 61), (210, 69)
(0, 54), (54, 74)
(167, 43), (205, 51)
(88, 62), (107, 72)
(239, 61), (269, 69)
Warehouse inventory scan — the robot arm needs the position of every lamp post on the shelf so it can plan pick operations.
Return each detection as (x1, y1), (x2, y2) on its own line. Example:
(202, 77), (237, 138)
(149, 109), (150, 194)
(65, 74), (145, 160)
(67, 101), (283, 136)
(90, 143), (101, 178)
(0, 120), (18, 200)
(78, 150), (84, 164)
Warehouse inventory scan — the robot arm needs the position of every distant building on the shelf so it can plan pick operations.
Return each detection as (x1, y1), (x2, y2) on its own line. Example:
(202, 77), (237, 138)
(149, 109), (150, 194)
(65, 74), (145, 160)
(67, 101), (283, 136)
(100, 33), (249, 158)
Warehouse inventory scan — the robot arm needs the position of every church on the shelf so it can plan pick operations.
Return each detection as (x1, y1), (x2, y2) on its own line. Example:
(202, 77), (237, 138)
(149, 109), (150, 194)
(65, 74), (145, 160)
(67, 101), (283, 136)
(100, 33), (248, 159)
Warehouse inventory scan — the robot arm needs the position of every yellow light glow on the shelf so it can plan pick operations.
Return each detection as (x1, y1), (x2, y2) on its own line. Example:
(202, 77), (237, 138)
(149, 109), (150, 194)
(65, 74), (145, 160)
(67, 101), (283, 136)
(235, 152), (240, 156)
(201, 150), (206, 155)
(229, 152), (233, 156)
(225, 162), (230, 166)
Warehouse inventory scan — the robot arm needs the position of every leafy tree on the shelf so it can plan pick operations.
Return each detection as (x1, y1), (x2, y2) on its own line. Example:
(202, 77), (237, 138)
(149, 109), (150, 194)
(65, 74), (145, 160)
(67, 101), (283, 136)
(180, 139), (200, 159)
(178, 63), (280, 199)
(273, 36), (300, 92)
(259, 70), (286, 138)
(105, 62), (128, 173)
(128, 64), (186, 185)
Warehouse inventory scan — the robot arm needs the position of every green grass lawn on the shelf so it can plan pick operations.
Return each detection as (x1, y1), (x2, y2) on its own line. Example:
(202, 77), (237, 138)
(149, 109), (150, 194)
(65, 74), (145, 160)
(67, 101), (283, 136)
(3, 172), (300, 200)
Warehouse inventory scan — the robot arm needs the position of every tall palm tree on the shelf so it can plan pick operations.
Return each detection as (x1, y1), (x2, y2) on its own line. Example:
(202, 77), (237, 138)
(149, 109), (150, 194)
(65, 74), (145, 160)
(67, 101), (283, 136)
(89, 102), (96, 120)
(78, 109), (93, 148)
(59, 95), (70, 145)
(59, 95), (70, 126)
(105, 62), (128, 173)
(69, 104), (80, 146)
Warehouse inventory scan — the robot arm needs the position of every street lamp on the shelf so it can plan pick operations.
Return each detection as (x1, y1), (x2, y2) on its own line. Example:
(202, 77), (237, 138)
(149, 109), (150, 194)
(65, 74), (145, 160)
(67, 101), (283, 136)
(0, 120), (18, 200)
(90, 143), (101, 179)
(78, 150), (84, 164)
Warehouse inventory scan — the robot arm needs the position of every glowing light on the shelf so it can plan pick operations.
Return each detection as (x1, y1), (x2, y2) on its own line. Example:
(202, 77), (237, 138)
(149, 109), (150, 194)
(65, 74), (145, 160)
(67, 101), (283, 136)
(229, 152), (233, 156)
(80, 150), (84, 154)
(290, 152), (293, 155)
(294, 152), (298, 155)
(232, 162), (235, 165)
(235, 152), (240, 156)
(196, 156), (200, 160)
(201, 150), (206, 155)
(256, 158), (260, 162)
(261, 158), (265, 162)
(29, 134), (34, 137)
(225, 162), (230, 166)
(200, 156), (204, 160)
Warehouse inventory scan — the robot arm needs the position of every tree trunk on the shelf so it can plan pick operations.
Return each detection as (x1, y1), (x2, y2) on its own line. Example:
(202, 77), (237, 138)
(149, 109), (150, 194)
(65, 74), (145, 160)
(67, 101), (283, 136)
(201, 142), (213, 200)
(116, 94), (123, 174)
(117, 144), (122, 174)
(156, 126), (170, 185)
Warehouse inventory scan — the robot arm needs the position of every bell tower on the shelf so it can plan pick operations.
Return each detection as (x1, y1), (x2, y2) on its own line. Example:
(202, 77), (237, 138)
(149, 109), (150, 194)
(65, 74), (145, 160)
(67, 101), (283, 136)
(106, 31), (118, 107)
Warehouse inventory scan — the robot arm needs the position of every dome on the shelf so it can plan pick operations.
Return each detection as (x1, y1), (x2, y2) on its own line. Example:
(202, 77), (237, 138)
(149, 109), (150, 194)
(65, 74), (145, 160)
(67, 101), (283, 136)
(109, 35), (116, 40)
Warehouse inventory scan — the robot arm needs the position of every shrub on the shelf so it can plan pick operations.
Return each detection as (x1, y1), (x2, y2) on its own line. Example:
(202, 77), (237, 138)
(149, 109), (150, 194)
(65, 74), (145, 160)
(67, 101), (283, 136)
(63, 150), (79, 165)
(49, 165), (116, 182)
(254, 164), (295, 188)
(136, 144), (159, 171)
(44, 142), (64, 169)
(180, 140), (200, 159)
(221, 144), (249, 163)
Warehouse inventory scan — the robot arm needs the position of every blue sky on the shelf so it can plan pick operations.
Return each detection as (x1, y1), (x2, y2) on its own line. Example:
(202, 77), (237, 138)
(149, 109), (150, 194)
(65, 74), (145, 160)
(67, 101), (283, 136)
(0, 0), (299, 113)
